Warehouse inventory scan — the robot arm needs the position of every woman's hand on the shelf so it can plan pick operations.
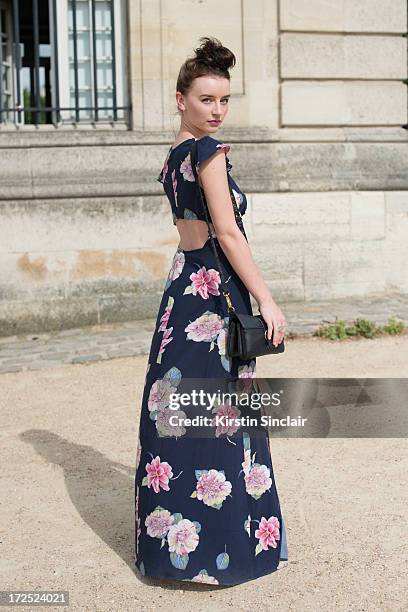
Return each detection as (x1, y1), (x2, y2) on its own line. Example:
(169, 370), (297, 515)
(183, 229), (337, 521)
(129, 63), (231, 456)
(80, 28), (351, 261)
(258, 299), (286, 347)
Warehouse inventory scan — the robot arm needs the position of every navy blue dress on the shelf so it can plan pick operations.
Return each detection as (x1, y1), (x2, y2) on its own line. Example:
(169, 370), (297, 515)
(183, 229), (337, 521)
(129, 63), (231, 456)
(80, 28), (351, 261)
(134, 136), (288, 585)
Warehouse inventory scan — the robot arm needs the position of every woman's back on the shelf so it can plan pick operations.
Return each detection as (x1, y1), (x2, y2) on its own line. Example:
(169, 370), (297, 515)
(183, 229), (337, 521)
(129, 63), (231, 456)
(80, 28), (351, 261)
(157, 135), (247, 251)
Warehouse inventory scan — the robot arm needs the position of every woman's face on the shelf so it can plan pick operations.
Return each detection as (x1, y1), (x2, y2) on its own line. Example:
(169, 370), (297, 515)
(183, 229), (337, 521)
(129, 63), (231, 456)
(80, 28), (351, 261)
(177, 75), (230, 135)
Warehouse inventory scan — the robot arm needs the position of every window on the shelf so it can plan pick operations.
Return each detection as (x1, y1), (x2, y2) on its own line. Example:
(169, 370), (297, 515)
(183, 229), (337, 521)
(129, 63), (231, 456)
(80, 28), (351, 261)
(0, 1), (13, 123)
(0, 0), (129, 126)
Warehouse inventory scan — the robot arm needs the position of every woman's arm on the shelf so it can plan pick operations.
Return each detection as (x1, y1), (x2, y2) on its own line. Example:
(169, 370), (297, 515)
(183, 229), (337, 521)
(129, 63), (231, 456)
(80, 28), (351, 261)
(199, 151), (286, 346)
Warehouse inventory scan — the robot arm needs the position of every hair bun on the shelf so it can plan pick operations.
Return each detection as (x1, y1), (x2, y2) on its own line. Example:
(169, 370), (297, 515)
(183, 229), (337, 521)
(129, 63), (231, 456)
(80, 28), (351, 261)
(176, 36), (236, 97)
(194, 36), (235, 72)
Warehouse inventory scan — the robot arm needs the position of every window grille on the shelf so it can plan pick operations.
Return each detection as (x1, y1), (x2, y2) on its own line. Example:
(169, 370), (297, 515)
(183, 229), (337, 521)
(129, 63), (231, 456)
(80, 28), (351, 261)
(68, 0), (122, 121)
(0, 0), (130, 126)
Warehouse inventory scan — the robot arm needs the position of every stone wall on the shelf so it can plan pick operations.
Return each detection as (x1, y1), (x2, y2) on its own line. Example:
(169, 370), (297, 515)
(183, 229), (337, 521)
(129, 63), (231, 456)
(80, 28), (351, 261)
(0, 0), (407, 335)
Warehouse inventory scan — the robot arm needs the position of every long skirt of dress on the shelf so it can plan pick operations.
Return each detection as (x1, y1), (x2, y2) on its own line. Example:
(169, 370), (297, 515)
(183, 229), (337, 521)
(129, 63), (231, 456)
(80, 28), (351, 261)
(134, 237), (288, 586)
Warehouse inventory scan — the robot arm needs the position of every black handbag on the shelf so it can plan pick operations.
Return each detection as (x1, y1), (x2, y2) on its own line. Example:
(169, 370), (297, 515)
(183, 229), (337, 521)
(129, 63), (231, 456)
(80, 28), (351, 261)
(190, 140), (285, 360)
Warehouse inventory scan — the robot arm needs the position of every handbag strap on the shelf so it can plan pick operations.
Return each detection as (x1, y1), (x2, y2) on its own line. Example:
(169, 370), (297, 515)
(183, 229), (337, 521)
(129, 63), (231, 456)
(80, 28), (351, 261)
(190, 139), (247, 314)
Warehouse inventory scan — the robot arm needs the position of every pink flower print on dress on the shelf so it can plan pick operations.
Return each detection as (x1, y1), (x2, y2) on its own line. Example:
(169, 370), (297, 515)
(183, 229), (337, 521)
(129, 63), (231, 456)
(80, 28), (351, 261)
(192, 469), (232, 509)
(183, 266), (221, 299)
(161, 150), (170, 183)
(216, 318), (232, 373)
(157, 327), (174, 364)
(168, 251), (185, 282)
(171, 169), (178, 207)
(180, 152), (195, 182)
(211, 403), (241, 437)
(217, 326), (227, 354)
(232, 187), (243, 207)
(156, 406), (187, 438)
(216, 143), (231, 154)
(242, 448), (251, 475)
(244, 464), (272, 499)
(156, 295), (174, 363)
(191, 571), (219, 584)
(254, 516), (280, 554)
(135, 441), (142, 472)
(185, 311), (224, 343)
(238, 360), (256, 378)
(237, 360), (256, 392)
(145, 507), (175, 538)
(158, 296), (174, 332)
(194, 142), (231, 173)
(147, 377), (176, 412)
(167, 518), (199, 555)
(145, 456), (173, 493)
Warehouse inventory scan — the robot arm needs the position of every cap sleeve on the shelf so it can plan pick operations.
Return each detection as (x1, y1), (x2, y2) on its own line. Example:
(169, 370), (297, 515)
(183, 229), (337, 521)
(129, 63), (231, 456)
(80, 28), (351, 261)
(195, 136), (232, 173)
(157, 147), (172, 183)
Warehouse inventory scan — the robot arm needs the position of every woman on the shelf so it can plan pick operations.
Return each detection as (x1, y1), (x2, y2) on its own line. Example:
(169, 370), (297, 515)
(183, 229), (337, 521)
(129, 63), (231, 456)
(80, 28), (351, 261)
(134, 36), (288, 586)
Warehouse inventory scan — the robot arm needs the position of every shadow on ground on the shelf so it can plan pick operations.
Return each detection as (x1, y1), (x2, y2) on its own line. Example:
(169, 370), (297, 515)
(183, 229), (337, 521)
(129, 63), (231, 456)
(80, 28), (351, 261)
(19, 429), (232, 592)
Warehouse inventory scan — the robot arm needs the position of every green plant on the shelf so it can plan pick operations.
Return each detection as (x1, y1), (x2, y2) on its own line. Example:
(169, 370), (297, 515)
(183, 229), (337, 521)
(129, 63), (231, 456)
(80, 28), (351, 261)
(347, 318), (380, 338)
(313, 318), (349, 340)
(314, 315), (406, 340)
(381, 316), (405, 335)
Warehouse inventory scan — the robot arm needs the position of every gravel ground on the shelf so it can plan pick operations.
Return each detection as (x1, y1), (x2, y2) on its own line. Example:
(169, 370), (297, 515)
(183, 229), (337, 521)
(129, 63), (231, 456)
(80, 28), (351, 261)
(1, 335), (407, 611)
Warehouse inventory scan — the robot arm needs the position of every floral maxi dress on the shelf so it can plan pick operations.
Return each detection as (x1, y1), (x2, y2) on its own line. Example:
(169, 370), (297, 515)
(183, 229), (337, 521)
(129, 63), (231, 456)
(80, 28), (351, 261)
(134, 135), (288, 585)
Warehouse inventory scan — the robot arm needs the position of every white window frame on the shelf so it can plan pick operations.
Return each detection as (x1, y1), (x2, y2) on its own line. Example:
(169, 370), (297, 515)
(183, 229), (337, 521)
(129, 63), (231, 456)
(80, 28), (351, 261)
(54, 0), (127, 124)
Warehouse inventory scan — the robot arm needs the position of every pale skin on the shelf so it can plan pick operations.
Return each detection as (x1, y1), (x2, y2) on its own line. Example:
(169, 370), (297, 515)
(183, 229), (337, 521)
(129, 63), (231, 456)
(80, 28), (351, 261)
(173, 74), (286, 347)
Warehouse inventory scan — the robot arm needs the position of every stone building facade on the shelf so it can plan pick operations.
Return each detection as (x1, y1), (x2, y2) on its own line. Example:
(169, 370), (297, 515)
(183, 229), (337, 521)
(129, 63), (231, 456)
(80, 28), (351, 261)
(0, 0), (407, 335)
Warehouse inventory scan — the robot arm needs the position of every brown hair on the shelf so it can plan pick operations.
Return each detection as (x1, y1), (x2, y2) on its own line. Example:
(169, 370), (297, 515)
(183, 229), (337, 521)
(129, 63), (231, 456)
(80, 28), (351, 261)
(176, 36), (236, 95)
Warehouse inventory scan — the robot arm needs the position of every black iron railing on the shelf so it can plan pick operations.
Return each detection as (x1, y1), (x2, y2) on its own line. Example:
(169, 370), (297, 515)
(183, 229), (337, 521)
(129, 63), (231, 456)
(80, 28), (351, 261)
(0, 0), (130, 126)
